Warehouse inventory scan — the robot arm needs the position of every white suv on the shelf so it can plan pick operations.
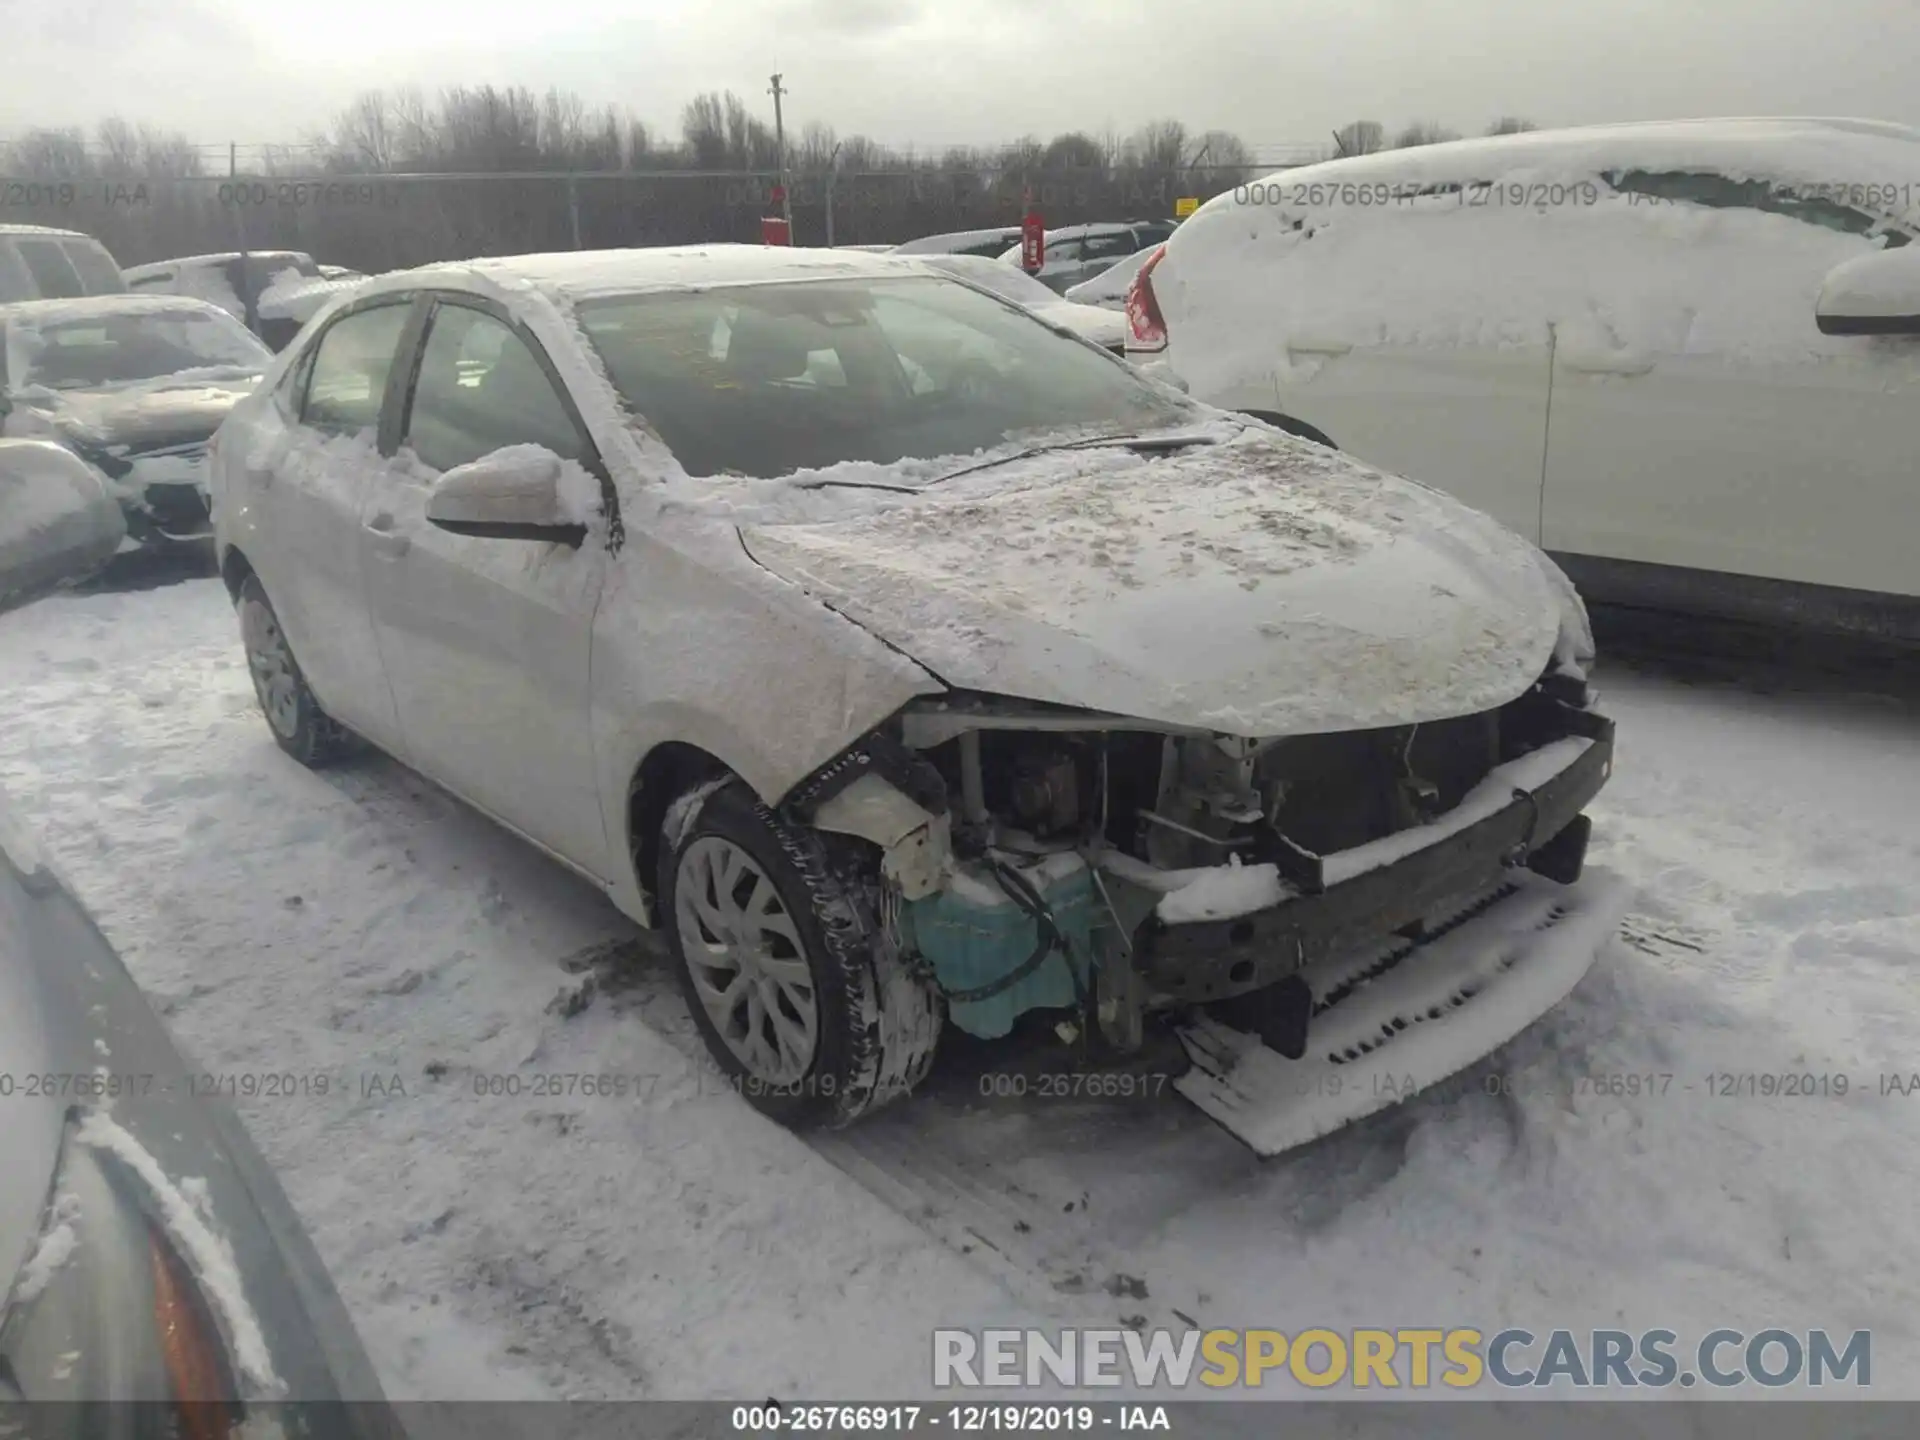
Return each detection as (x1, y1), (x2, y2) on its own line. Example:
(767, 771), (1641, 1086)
(1129, 118), (1920, 640)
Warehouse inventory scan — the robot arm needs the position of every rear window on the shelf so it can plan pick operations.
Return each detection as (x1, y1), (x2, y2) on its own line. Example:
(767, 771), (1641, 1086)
(13, 239), (84, 299)
(60, 239), (127, 294)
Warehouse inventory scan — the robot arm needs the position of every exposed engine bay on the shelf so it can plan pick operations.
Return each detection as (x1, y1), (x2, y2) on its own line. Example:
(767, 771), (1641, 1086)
(793, 657), (1614, 1072)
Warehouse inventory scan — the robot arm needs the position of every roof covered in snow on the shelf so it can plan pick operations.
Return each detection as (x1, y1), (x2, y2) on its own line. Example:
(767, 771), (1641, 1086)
(0, 223), (98, 240)
(1233, 117), (1920, 216)
(0, 293), (240, 324)
(122, 251), (315, 275)
(361, 245), (947, 306)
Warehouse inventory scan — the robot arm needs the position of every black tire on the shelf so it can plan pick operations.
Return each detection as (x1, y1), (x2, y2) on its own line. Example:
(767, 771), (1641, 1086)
(236, 575), (358, 767)
(658, 781), (942, 1129)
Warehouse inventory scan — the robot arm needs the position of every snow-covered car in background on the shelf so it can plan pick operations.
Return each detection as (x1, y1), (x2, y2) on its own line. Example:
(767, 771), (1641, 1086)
(916, 253), (1127, 352)
(0, 295), (273, 549)
(124, 252), (367, 352)
(0, 439), (403, 1425)
(1131, 117), (1920, 641)
(210, 245), (1627, 1154)
(997, 220), (1178, 293)
(1066, 243), (1161, 312)
(889, 227), (1025, 259)
(0, 224), (127, 303)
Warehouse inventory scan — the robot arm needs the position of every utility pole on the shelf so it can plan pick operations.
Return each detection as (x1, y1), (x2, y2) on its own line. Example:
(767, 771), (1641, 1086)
(825, 138), (844, 247)
(768, 73), (794, 235)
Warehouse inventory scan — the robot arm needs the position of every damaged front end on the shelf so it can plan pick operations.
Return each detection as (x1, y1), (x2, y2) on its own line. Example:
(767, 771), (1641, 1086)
(781, 655), (1628, 1153)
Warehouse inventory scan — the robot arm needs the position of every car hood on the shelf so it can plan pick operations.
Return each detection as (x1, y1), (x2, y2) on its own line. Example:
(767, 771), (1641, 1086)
(39, 378), (257, 452)
(738, 430), (1564, 735)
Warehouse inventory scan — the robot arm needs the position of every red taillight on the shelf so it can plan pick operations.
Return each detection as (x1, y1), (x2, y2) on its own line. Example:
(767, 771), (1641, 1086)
(1125, 244), (1169, 353)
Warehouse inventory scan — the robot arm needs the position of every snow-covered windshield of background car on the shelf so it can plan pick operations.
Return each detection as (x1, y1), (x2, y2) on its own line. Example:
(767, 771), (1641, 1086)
(920, 255), (1064, 308)
(575, 275), (1194, 479)
(6, 306), (272, 391)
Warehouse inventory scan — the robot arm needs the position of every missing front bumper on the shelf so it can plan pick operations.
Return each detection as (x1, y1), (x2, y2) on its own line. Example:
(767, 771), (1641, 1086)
(1173, 867), (1635, 1157)
(1135, 717), (1614, 1005)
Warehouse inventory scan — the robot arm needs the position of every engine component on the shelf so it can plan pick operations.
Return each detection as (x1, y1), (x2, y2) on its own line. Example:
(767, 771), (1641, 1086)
(1008, 750), (1080, 836)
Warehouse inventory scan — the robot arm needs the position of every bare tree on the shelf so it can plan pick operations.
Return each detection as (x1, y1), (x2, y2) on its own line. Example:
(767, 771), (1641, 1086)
(1485, 116), (1539, 136)
(1332, 120), (1386, 158)
(1041, 131), (1105, 173)
(1391, 121), (1462, 149)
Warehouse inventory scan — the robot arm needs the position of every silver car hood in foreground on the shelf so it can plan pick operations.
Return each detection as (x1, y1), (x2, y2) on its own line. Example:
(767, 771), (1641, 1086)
(741, 431), (1564, 736)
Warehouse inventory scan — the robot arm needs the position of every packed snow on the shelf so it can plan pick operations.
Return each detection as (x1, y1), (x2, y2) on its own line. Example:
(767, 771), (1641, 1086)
(1155, 856), (1289, 923)
(0, 573), (1916, 1405)
(1158, 117), (1920, 402)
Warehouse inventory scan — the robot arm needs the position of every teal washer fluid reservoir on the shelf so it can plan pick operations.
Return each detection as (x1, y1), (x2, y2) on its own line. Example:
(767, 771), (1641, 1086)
(900, 853), (1098, 1039)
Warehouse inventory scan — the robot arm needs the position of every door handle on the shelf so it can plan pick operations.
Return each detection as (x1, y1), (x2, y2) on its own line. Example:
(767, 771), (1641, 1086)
(364, 515), (411, 558)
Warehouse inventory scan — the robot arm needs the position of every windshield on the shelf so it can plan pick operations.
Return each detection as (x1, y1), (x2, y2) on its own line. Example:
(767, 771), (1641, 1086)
(921, 255), (1063, 308)
(576, 275), (1193, 480)
(6, 305), (273, 392)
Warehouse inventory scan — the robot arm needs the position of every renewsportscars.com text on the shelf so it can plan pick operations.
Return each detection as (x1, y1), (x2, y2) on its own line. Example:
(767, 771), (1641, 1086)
(932, 1327), (1871, 1390)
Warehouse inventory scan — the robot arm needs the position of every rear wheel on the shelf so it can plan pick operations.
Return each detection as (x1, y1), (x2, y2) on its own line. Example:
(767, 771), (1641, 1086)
(658, 781), (941, 1128)
(237, 575), (357, 767)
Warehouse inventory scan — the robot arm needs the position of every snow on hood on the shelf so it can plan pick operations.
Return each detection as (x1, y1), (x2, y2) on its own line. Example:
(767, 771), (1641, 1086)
(1035, 300), (1127, 349)
(739, 427), (1563, 735)
(1066, 248), (1157, 311)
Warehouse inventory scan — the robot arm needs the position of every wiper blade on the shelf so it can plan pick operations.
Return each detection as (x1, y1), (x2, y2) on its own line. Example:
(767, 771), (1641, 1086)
(926, 429), (1214, 487)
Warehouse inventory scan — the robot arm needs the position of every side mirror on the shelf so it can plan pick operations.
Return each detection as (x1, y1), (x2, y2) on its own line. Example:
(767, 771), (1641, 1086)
(0, 439), (126, 613)
(424, 447), (589, 546)
(1816, 247), (1920, 336)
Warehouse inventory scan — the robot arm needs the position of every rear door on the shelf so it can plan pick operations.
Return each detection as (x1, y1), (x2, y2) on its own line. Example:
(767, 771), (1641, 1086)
(245, 296), (417, 750)
(1541, 171), (1920, 597)
(1258, 194), (1556, 539)
(358, 293), (614, 875)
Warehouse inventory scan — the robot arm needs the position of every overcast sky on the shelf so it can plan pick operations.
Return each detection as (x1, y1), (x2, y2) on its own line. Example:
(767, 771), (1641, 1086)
(3, 0), (1916, 158)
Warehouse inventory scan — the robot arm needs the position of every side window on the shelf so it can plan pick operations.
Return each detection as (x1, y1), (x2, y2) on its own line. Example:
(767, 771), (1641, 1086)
(300, 302), (411, 435)
(1047, 237), (1086, 263)
(1602, 170), (1911, 248)
(14, 240), (84, 298)
(1081, 231), (1140, 262)
(276, 338), (320, 416)
(60, 241), (126, 294)
(402, 303), (588, 474)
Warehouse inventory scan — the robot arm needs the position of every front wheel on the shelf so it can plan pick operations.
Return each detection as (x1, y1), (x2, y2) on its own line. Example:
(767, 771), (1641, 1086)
(658, 781), (941, 1128)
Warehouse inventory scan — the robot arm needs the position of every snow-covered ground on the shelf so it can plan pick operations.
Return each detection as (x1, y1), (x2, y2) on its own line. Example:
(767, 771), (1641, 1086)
(0, 570), (1916, 1404)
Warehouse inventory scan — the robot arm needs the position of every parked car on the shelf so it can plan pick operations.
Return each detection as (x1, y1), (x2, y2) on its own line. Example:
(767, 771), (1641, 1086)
(890, 226), (1024, 258)
(0, 295), (273, 549)
(209, 244), (1626, 1155)
(916, 253), (1127, 351)
(124, 252), (365, 351)
(0, 224), (127, 303)
(997, 220), (1179, 293)
(1131, 117), (1920, 641)
(0, 439), (403, 1429)
(1065, 244), (1161, 311)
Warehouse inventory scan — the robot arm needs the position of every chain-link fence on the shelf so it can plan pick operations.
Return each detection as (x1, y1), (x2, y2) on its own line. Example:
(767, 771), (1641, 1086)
(0, 163), (1303, 272)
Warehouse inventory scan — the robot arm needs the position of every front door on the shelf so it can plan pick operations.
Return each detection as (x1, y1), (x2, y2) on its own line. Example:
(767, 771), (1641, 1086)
(357, 296), (613, 877)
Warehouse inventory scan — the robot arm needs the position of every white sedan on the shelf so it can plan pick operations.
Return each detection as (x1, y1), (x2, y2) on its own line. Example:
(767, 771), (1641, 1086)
(209, 245), (1627, 1153)
(913, 252), (1127, 351)
(1131, 117), (1920, 641)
